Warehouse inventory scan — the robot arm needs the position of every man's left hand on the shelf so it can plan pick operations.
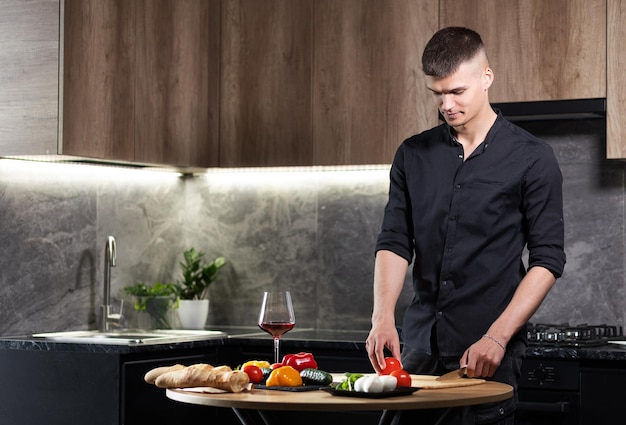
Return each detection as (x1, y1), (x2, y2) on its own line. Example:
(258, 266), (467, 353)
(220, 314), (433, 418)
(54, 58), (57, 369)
(460, 336), (505, 378)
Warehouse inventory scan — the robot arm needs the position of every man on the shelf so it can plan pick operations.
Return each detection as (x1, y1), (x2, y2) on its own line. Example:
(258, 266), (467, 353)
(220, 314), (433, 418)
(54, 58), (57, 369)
(365, 27), (566, 424)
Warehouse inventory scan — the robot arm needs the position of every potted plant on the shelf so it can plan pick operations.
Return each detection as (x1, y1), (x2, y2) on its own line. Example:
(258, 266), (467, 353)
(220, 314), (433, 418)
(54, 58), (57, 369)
(174, 248), (226, 329)
(123, 282), (178, 330)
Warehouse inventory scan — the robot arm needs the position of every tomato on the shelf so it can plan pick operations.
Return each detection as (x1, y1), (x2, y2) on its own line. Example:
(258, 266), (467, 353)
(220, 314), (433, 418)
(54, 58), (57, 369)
(380, 357), (402, 375)
(390, 369), (412, 387)
(242, 365), (264, 384)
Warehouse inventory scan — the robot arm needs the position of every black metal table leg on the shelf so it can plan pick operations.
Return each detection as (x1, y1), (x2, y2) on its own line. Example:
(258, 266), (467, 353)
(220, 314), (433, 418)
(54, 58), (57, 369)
(378, 407), (458, 425)
(378, 409), (396, 425)
(232, 408), (273, 425)
(433, 407), (456, 425)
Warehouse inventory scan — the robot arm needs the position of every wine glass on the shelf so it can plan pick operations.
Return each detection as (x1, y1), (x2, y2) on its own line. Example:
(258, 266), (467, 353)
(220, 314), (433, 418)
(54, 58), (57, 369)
(257, 291), (296, 364)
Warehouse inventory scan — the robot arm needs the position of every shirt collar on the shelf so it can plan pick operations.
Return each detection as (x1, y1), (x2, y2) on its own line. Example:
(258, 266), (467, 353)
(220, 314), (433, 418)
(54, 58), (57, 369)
(445, 107), (504, 152)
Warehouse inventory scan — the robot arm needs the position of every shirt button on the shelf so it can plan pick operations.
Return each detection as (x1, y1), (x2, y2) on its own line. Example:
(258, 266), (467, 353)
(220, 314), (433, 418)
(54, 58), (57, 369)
(458, 154), (463, 159)
(450, 215), (457, 221)
(455, 184), (461, 189)
(442, 281), (447, 286)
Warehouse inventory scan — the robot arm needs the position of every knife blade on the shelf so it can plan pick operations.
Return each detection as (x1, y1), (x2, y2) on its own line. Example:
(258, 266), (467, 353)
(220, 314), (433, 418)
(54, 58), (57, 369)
(436, 366), (467, 381)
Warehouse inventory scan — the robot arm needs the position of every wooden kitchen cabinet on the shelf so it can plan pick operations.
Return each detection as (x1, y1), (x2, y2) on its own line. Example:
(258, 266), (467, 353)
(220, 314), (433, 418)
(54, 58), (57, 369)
(606, 0), (626, 159)
(62, 0), (136, 162)
(134, 0), (219, 167)
(0, 0), (59, 156)
(64, 0), (219, 168)
(0, 0), (218, 168)
(313, 0), (438, 165)
(440, 0), (606, 103)
(5, 0), (622, 166)
(219, 0), (313, 167)
(219, 0), (438, 167)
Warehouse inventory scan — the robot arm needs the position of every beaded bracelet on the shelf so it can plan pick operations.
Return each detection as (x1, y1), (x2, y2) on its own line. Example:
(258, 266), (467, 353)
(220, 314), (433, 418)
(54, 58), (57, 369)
(483, 333), (506, 353)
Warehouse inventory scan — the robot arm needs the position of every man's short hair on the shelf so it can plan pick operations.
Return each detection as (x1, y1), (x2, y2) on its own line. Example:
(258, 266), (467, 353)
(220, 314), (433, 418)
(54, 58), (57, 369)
(422, 27), (485, 77)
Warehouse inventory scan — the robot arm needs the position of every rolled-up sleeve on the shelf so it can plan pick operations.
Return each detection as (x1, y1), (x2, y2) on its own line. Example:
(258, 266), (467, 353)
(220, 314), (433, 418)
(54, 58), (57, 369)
(523, 144), (566, 278)
(375, 144), (414, 264)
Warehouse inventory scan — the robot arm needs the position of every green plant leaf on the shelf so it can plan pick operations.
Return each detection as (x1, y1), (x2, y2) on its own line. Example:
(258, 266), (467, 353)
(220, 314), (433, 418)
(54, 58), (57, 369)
(124, 281), (176, 301)
(174, 248), (226, 300)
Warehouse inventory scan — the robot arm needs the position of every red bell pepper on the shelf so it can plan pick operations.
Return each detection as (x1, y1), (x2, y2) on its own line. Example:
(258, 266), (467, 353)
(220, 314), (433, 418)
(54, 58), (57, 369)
(281, 352), (318, 371)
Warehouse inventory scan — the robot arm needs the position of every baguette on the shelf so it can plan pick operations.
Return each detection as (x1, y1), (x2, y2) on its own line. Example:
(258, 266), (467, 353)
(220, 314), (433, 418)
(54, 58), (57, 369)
(154, 364), (250, 392)
(144, 364), (186, 385)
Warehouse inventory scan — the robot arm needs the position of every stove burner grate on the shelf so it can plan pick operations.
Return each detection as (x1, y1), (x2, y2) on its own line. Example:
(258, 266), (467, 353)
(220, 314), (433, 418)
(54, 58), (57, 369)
(527, 323), (624, 347)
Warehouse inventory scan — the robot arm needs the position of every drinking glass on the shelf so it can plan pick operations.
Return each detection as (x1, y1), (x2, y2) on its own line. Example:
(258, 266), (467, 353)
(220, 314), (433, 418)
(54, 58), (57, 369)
(257, 291), (295, 364)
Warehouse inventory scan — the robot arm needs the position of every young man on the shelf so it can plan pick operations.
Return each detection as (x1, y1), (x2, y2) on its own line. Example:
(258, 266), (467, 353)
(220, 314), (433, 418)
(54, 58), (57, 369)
(366, 27), (566, 424)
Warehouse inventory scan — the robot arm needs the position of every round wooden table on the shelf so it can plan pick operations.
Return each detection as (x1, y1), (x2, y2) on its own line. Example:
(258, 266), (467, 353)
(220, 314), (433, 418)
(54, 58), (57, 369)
(166, 378), (513, 425)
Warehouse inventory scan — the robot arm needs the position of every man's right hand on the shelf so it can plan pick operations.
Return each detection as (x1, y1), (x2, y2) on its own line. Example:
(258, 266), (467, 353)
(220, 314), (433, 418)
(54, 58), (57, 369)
(367, 250), (408, 373)
(366, 324), (402, 374)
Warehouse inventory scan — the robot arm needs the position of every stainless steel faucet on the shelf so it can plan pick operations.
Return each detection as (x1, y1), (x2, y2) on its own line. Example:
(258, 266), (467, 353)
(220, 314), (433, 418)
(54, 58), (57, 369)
(100, 236), (122, 331)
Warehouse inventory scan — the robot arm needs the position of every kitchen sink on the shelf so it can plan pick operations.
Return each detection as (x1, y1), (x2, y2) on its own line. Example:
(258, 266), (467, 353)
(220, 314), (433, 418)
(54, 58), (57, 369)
(31, 329), (227, 346)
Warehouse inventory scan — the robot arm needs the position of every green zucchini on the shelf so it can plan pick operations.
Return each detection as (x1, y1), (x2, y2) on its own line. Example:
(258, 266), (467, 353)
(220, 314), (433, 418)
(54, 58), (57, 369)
(260, 367), (272, 381)
(300, 368), (333, 386)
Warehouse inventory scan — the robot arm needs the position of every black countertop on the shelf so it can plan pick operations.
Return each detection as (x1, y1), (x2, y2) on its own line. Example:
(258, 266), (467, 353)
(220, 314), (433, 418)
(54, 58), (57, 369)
(525, 341), (626, 361)
(1, 327), (626, 362)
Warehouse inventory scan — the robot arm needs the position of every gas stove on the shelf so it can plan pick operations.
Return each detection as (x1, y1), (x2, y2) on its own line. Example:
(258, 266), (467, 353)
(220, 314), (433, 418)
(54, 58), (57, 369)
(527, 322), (624, 347)
(519, 322), (626, 425)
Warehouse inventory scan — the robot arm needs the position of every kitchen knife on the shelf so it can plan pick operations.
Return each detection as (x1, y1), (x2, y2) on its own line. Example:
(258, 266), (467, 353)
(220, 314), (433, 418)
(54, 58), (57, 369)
(436, 366), (467, 381)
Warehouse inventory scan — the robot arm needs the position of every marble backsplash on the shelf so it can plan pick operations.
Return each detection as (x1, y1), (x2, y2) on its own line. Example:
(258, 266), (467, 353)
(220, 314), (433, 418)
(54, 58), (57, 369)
(0, 118), (624, 337)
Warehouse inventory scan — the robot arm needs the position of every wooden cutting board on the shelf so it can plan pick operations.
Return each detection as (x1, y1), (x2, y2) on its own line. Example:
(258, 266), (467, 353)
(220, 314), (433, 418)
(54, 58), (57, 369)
(331, 373), (485, 390)
(411, 374), (485, 389)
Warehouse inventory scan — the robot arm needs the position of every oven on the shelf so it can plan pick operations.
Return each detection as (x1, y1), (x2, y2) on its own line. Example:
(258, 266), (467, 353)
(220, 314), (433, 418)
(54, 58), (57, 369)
(516, 358), (579, 425)
(516, 323), (624, 425)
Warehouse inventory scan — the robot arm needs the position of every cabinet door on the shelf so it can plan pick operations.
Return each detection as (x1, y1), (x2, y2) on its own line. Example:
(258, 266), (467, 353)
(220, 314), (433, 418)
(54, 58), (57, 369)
(135, 0), (220, 168)
(123, 352), (221, 424)
(0, 0), (59, 155)
(441, 0), (606, 103)
(607, 0), (626, 159)
(313, 0), (439, 165)
(62, 0), (135, 161)
(219, 0), (313, 167)
(580, 368), (626, 423)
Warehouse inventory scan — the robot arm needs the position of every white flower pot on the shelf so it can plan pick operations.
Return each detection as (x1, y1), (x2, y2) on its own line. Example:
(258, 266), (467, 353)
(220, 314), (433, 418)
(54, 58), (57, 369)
(177, 299), (209, 329)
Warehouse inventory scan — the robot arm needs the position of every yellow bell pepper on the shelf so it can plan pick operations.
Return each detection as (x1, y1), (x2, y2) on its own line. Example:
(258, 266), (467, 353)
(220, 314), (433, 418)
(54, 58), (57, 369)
(265, 365), (303, 387)
(241, 360), (271, 369)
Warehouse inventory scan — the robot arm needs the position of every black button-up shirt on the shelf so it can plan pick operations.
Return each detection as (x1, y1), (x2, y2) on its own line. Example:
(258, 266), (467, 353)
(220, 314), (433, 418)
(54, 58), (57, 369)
(375, 112), (566, 356)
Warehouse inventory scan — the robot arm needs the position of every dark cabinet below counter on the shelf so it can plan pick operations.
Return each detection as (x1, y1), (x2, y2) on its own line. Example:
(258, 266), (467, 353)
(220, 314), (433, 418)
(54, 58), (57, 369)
(2, 332), (626, 425)
(0, 340), (229, 425)
(0, 349), (120, 424)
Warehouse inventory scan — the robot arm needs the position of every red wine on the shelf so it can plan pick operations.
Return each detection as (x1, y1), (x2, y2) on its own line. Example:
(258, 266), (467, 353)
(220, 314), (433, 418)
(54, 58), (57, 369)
(259, 321), (295, 337)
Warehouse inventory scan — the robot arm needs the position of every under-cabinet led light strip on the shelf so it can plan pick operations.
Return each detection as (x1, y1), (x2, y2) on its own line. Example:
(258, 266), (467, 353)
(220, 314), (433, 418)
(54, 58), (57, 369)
(0, 158), (183, 183)
(203, 164), (391, 187)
